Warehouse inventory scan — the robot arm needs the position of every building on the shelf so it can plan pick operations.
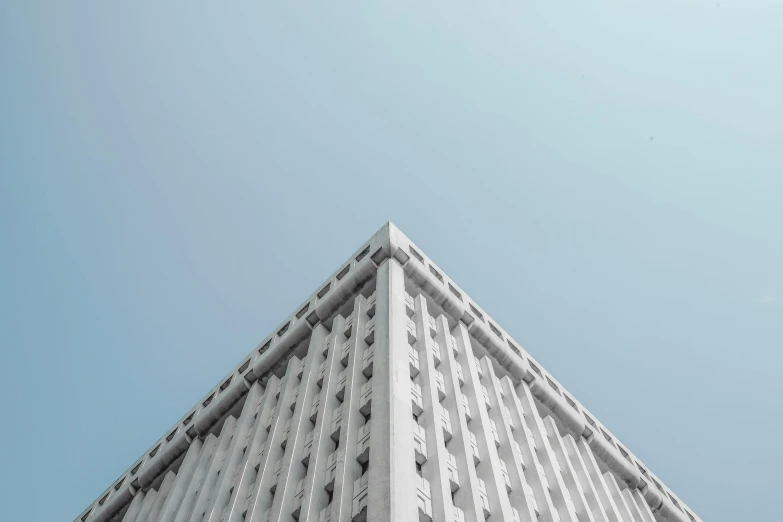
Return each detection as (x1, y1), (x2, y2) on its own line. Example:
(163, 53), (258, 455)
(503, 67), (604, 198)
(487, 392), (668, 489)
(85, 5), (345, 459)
(75, 222), (701, 522)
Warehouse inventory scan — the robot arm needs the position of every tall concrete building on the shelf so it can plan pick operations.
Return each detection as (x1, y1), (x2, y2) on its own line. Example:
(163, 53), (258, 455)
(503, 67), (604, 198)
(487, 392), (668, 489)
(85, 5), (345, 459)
(75, 223), (701, 522)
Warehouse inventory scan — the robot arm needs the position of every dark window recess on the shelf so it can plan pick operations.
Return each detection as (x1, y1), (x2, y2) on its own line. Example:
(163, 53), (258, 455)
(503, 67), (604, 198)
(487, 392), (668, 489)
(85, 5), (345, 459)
(203, 393), (215, 407)
(416, 462), (423, 474)
(296, 303), (310, 319)
(327, 489), (334, 504)
(277, 322), (290, 337)
(166, 429), (178, 442)
(355, 245), (370, 262)
(429, 265), (444, 282)
(131, 462), (142, 475)
(238, 359), (250, 374)
(618, 446), (631, 461)
(99, 494), (109, 506)
(653, 478), (663, 490)
(317, 283), (331, 299)
(528, 361), (542, 376)
(183, 412), (195, 426)
(258, 339), (272, 355)
(114, 477), (126, 490)
(336, 265), (350, 280)
(447, 283), (462, 300)
(563, 394), (578, 410)
(507, 340), (521, 356)
(81, 510), (92, 521)
(361, 461), (369, 475)
(489, 322), (503, 338)
(545, 376), (560, 395)
(469, 304), (484, 320)
(584, 414), (597, 427)
(149, 444), (161, 458)
(637, 463), (649, 476)
(220, 377), (233, 392)
(409, 246), (424, 263)
(600, 429), (613, 444)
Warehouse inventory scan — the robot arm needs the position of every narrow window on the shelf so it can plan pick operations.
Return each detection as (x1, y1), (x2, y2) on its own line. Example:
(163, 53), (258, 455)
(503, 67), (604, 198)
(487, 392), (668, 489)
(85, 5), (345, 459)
(336, 265), (350, 280)
(409, 246), (424, 263)
(355, 245), (370, 262)
(296, 303), (310, 319)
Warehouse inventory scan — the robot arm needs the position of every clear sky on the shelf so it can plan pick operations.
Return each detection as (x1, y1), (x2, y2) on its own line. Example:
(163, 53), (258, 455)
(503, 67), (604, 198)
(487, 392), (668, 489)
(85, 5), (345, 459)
(1, 2), (780, 521)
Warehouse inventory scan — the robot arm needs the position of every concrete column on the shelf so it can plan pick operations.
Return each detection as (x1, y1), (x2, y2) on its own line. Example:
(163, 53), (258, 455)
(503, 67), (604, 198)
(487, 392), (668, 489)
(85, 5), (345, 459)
(455, 326), (516, 522)
(158, 438), (204, 522)
(413, 298), (454, 522)
(225, 378), (278, 522)
(510, 380), (560, 522)
(561, 434), (612, 522)
(245, 357), (301, 522)
(204, 382), (264, 522)
(173, 434), (218, 522)
(328, 303), (372, 522)
(133, 489), (159, 522)
(441, 316), (489, 522)
(121, 490), (146, 522)
(543, 417), (596, 522)
(187, 417), (238, 522)
(147, 470), (176, 522)
(368, 258), (417, 522)
(604, 472), (636, 522)
(267, 326), (326, 522)
(298, 313), (347, 522)
(575, 437), (628, 522)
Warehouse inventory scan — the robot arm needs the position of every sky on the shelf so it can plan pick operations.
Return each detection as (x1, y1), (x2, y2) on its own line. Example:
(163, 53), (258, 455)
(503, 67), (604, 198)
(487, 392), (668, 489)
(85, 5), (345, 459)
(0, 1), (781, 521)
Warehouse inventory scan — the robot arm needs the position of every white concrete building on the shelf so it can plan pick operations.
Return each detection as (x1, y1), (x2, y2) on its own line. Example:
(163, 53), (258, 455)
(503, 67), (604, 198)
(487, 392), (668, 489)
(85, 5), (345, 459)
(75, 223), (701, 522)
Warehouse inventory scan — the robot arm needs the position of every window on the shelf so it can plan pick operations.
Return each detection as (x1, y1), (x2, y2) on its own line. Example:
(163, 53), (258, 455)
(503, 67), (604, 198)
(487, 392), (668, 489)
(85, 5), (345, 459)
(220, 377), (232, 392)
(507, 340), (521, 356)
(600, 429), (613, 445)
(355, 245), (370, 262)
(429, 265), (444, 282)
(166, 429), (178, 442)
(277, 322), (290, 337)
(584, 414), (597, 427)
(81, 510), (92, 521)
(237, 359), (250, 374)
(258, 339), (272, 355)
(416, 462), (423, 474)
(317, 283), (331, 299)
(149, 444), (161, 458)
(296, 303), (310, 319)
(203, 393), (215, 407)
(361, 461), (369, 475)
(114, 477), (126, 490)
(545, 377), (560, 395)
(563, 394), (578, 410)
(469, 304), (483, 320)
(183, 412), (195, 426)
(336, 265), (350, 280)
(409, 246), (424, 263)
(99, 494), (109, 506)
(528, 361), (542, 376)
(488, 322), (502, 338)
(131, 462), (142, 475)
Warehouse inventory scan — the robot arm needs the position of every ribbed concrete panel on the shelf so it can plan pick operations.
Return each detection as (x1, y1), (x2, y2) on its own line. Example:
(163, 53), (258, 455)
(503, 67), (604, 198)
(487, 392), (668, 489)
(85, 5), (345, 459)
(75, 223), (701, 522)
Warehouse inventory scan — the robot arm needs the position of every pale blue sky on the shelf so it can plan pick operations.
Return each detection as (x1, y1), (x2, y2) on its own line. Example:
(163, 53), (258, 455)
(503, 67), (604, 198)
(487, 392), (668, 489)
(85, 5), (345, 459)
(1, 2), (781, 521)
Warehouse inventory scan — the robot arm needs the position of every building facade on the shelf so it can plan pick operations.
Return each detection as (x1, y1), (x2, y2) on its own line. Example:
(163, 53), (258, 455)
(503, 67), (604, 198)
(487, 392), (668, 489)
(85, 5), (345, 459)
(75, 223), (701, 522)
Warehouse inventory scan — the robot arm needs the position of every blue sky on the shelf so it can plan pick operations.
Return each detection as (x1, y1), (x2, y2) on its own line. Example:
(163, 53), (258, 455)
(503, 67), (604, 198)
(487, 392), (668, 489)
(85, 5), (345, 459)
(1, 2), (780, 521)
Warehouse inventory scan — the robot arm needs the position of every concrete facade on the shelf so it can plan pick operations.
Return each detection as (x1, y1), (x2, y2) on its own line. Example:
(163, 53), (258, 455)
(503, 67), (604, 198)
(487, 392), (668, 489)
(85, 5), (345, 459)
(75, 223), (702, 522)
